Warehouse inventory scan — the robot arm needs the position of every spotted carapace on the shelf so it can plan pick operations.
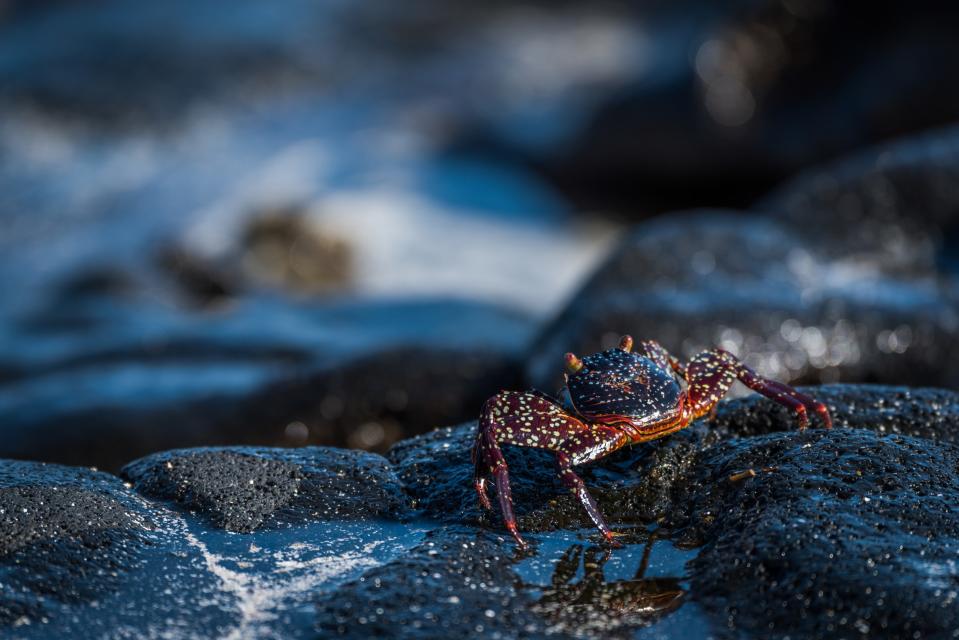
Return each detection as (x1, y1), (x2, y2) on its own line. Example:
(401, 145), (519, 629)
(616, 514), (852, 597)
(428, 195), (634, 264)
(471, 335), (832, 548)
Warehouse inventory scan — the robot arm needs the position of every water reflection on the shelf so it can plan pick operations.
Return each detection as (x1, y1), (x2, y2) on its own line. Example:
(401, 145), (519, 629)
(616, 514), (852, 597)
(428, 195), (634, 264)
(531, 532), (685, 635)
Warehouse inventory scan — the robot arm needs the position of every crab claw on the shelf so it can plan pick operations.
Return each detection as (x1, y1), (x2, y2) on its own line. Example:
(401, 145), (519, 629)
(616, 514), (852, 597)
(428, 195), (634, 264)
(564, 352), (584, 374)
(618, 335), (634, 352)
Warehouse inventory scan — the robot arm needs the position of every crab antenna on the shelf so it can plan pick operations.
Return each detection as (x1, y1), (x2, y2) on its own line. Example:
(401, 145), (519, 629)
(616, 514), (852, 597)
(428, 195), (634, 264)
(619, 335), (634, 352)
(564, 352), (584, 374)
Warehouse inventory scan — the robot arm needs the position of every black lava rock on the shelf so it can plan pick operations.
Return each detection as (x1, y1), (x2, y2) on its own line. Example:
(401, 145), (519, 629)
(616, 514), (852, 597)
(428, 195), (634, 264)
(0, 461), (152, 626)
(314, 527), (554, 639)
(0, 452), (417, 638)
(527, 210), (959, 393)
(759, 124), (959, 277)
(393, 384), (959, 637)
(122, 446), (410, 532)
(711, 383), (959, 443)
(680, 428), (959, 638)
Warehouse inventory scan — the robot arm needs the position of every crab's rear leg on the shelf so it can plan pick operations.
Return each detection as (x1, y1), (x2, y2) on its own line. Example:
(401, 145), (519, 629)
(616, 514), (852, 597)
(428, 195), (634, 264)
(685, 349), (832, 429)
(473, 391), (628, 548)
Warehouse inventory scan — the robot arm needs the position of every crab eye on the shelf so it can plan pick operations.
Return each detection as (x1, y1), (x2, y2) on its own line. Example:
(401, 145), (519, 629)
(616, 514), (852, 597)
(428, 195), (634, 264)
(618, 335), (634, 352)
(564, 352), (584, 374)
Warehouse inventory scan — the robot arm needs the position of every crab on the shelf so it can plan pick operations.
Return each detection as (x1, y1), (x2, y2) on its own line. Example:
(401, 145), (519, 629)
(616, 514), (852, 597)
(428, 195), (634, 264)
(471, 335), (832, 548)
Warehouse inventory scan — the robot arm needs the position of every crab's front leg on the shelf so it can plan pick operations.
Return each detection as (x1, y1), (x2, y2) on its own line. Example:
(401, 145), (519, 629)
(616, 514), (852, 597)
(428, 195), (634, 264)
(473, 391), (629, 548)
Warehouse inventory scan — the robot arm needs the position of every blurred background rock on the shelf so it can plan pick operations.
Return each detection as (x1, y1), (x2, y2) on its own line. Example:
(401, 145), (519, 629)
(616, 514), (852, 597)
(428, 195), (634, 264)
(0, 0), (956, 470)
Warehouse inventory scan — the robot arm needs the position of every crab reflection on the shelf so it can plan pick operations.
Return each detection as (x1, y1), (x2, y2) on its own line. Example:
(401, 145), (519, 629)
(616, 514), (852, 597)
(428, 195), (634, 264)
(533, 533), (684, 633)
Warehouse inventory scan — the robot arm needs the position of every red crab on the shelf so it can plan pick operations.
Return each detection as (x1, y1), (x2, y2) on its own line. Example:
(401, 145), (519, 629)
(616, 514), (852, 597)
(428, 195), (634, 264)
(471, 335), (832, 548)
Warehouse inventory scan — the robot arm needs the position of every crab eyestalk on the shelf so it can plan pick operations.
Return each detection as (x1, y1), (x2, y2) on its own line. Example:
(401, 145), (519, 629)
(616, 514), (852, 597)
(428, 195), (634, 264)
(618, 335), (634, 352)
(564, 352), (584, 374)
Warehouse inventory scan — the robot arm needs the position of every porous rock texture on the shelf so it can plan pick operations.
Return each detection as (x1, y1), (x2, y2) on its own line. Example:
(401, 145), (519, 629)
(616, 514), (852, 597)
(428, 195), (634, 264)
(1, 446), (421, 639)
(122, 446), (411, 532)
(314, 528), (552, 639)
(0, 462), (153, 627)
(682, 428), (959, 638)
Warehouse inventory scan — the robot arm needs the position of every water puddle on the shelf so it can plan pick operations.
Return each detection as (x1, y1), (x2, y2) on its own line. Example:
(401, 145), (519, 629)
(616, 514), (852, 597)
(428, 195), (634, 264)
(514, 526), (716, 639)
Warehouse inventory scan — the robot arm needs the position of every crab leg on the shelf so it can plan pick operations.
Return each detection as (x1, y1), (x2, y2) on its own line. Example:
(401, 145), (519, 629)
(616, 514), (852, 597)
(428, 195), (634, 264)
(685, 349), (832, 429)
(487, 435), (522, 544)
(557, 452), (620, 544)
(636, 339), (687, 377)
(472, 435), (493, 511)
(473, 391), (628, 547)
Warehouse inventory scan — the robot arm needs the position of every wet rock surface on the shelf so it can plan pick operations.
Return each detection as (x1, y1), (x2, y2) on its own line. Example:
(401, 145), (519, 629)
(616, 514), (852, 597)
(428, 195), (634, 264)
(0, 461), (159, 630)
(528, 205), (959, 393)
(391, 384), (959, 534)
(1, 497), (302, 638)
(0, 447), (426, 639)
(388, 417), (717, 534)
(759, 124), (959, 277)
(682, 429), (959, 638)
(122, 446), (410, 532)
(2, 383), (959, 638)
(314, 528), (551, 639)
(711, 383), (959, 443)
(0, 297), (532, 471)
